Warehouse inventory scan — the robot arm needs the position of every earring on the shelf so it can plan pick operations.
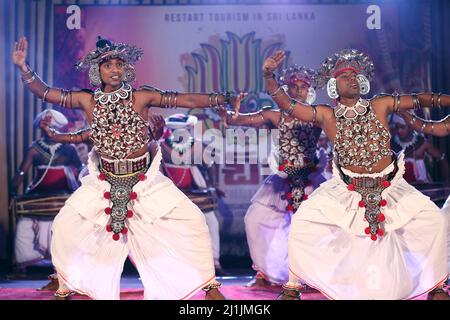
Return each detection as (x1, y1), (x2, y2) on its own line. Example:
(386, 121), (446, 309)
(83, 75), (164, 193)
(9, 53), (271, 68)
(89, 65), (101, 87)
(356, 74), (370, 95)
(124, 64), (136, 83)
(326, 77), (339, 99)
(306, 87), (316, 105)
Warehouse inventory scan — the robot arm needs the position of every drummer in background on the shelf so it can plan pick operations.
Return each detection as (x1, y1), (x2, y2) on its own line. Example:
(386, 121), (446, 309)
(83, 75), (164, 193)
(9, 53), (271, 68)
(9, 109), (82, 288)
(159, 113), (228, 276)
(390, 114), (449, 184)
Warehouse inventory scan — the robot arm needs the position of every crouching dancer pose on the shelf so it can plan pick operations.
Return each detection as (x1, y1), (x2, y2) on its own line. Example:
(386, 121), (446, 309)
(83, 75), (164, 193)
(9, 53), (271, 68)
(13, 36), (238, 300)
(259, 49), (449, 300)
(219, 65), (323, 289)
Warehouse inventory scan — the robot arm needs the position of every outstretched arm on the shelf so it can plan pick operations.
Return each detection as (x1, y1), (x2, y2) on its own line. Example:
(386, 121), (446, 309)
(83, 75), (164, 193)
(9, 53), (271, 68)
(375, 91), (450, 114)
(39, 117), (91, 144)
(169, 92), (233, 109)
(398, 111), (449, 184)
(220, 110), (274, 128)
(399, 111), (450, 137)
(137, 86), (237, 110)
(262, 51), (329, 127)
(13, 37), (91, 110)
(215, 92), (277, 128)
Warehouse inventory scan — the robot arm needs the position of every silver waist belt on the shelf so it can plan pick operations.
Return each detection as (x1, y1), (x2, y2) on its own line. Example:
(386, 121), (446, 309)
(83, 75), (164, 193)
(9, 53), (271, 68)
(99, 153), (151, 175)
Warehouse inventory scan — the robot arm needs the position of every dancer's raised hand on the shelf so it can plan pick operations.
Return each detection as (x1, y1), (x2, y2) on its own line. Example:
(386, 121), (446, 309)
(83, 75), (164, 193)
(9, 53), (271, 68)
(262, 50), (286, 75)
(216, 92), (247, 128)
(231, 92), (247, 117)
(13, 37), (28, 70)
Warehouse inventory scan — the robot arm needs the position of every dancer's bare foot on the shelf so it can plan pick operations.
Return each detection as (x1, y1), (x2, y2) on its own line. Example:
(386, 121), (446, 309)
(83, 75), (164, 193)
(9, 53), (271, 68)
(246, 276), (272, 289)
(203, 280), (227, 300)
(205, 288), (227, 300)
(38, 273), (59, 291)
(38, 278), (59, 291)
(277, 288), (301, 300)
(427, 288), (450, 300)
(276, 283), (302, 300)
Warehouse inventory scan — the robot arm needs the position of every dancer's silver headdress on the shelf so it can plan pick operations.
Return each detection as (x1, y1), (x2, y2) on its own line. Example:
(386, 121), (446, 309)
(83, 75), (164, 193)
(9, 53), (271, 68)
(76, 36), (143, 86)
(316, 49), (374, 99)
(279, 65), (317, 104)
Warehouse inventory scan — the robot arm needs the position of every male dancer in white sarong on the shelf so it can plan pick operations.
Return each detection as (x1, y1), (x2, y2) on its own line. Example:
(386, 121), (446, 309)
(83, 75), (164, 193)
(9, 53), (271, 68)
(219, 66), (323, 289)
(12, 36), (239, 300)
(35, 113), (166, 293)
(241, 49), (450, 300)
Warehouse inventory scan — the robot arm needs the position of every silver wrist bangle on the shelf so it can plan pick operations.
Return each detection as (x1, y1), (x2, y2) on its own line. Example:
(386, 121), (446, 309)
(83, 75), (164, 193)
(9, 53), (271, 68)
(20, 65), (33, 76)
(208, 94), (213, 108)
(269, 86), (283, 97)
(412, 93), (420, 111)
(285, 100), (297, 116)
(214, 93), (220, 107)
(22, 73), (36, 84)
(395, 95), (401, 113)
(173, 92), (178, 108)
(311, 105), (317, 124)
(42, 87), (50, 102)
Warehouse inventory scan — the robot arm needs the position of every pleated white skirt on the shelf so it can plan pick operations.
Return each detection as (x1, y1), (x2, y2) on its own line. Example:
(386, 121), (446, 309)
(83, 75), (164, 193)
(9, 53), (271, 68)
(51, 147), (215, 300)
(288, 153), (448, 299)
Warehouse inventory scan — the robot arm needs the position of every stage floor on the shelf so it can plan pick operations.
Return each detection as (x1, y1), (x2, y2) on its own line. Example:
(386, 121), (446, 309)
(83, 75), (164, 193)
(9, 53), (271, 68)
(0, 270), (432, 300)
(0, 267), (328, 300)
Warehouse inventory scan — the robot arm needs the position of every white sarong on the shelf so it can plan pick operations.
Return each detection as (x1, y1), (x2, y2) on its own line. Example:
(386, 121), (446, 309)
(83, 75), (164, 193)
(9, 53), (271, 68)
(245, 170), (323, 285)
(288, 153), (448, 299)
(51, 147), (215, 300)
